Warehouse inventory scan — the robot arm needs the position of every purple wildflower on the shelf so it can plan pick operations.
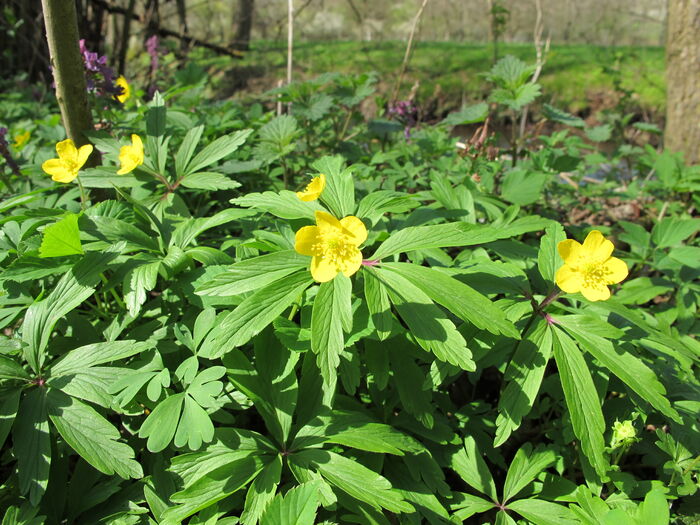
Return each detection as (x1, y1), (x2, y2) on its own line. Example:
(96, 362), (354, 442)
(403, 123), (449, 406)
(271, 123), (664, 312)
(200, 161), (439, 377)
(78, 40), (121, 97)
(146, 35), (160, 72)
(388, 100), (419, 140)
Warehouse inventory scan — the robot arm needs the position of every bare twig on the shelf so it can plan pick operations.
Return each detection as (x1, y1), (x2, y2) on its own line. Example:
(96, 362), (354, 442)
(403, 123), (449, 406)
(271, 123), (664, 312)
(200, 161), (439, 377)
(287, 0), (293, 86)
(390, 0), (430, 104)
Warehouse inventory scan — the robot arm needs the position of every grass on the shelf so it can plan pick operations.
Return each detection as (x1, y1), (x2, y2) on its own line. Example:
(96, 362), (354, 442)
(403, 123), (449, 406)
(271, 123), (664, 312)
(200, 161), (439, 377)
(223, 40), (665, 117)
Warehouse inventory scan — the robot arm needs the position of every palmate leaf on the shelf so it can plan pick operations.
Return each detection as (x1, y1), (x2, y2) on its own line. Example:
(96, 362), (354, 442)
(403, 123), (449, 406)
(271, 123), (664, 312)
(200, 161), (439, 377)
(311, 155), (355, 218)
(551, 328), (609, 479)
(495, 318), (552, 447)
(449, 435), (498, 502)
(502, 445), (557, 503)
(508, 498), (579, 525)
(291, 449), (414, 514)
(201, 271), (313, 359)
(46, 388), (142, 479)
(241, 455), (283, 525)
(185, 129), (253, 174)
(260, 481), (321, 525)
(373, 267), (474, 371)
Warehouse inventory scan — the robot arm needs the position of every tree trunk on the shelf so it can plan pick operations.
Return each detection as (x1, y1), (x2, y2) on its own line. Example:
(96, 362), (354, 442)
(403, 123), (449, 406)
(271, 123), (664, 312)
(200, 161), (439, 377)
(41, 0), (94, 148)
(665, 0), (700, 164)
(232, 0), (254, 51)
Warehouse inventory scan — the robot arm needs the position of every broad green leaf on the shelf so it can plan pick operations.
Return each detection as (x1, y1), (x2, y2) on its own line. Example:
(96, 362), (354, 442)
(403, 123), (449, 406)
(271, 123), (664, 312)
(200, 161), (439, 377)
(552, 328), (609, 479)
(179, 171), (241, 190)
(175, 125), (204, 176)
(0, 389), (21, 449)
(538, 222), (566, 283)
(441, 102), (489, 126)
(311, 279), (344, 386)
(232, 190), (323, 220)
(163, 455), (267, 523)
(503, 445), (557, 503)
(355, 191), (418, 226)
(508, 498), (579, 525)
(49, 340), (150, 377)
(561, 319), (681, 423)
(371, 222), (479, 260)
(139, 393), (184, 452)
(363, 268), (392, 340)
(22, 246), (123, 372)
(636, 488), (669, 525)
(186, 129), (253, 174)
(81, 214), (159, 251)
(450, 435), (498, 502)
(124, 260), (161, 316)
(651, 218), (700, 248)
(292, 449), (414, 513)
(389, 345), (434, 428)
(46, 389), (142, 479)
(241, 455), (283, 525)
(585, 125), (612, 142)
(196, 251), (309, 297)
(495, 319), (552, 447)
(487, 55), (535, 89)
(451, 492), (496, 520)
(202, 272), (313, 358)
(39, 213), (83, 257)
(0, 255), (74, 283)
(13, 388), (51, 505)
(542, 104), (585, 128)
(374, 267), (474, 371)
(174, 395), (215, 450)
(260, 481), (321, 525)
(171, 207), (256, 249)
(312, 155), (354, 218)
(501, 168), (547, 206)
(0, 354), (30, 381)
(382, 262), (519, 339)
(324, 421), (423, 455)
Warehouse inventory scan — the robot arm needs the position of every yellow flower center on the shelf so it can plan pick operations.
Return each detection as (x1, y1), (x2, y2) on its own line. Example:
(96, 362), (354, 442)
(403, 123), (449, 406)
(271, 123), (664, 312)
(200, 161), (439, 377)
(581, 262), (613, 290)
(62, 158), (80, 175)
(312, 235), (356, 271)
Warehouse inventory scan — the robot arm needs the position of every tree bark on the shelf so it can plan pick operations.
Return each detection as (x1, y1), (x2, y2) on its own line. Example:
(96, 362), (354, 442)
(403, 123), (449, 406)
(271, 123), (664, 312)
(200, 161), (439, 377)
(232, 0), (255, 51)
(665, 0), (700, 164)
(41, 0), (94, 148)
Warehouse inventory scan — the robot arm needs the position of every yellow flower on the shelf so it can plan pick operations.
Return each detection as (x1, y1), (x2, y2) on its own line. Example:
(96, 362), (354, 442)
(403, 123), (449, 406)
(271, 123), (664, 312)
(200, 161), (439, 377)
(555, 230), (628, 301)
(13, 131), (30, 150)
(42, 139), (93, 183)
(295, 210), (367, 282)
(296, 173), (326, 201)
(117, 134), (144, 175)
(115, 76), (131, 103)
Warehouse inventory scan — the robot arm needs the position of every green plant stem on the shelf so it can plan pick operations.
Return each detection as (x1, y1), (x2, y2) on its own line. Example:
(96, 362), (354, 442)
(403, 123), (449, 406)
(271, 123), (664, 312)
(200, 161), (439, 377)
(76, 175), (87, 210)
(101, 273), (126, 310)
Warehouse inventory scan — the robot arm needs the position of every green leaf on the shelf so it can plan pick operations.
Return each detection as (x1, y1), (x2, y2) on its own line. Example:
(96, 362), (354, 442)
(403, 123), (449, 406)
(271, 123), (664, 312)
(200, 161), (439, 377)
(311, 279), (345, 386)
(39, 213), (83, 257)
(175, 125), (204, 176)
(355, 191), (418, 226)
(241, 455), (283, 525)
(585, 125), (612, 142)
(491, 82), (541, 110)
(179, 171), (241, 190)
(441, 102), (489, 126)
(363, 269), (392, 340)
(560, 319), (681, 423)
(13, 388), (51, 505)
(371, 222), (482, 260)
(636, 488), (669, 525)
(163, 455), (267, 523)
(495, 319), (552, 447)
(174, 395), (215, 450)
(202, 272), (313, 358)
(450, 435), (498, 501)
(0, 255), (74, 283)
(501, 168), (547, 206)
(292, 449), (413, 513)
(254, 115), (298, 162)
(487, 55), (535, 89)
(49, 340), (151, 377)
(312, 155), (355, 218)
(46, 388), (142, 479)
(503, 445), (557, 503)
(538, 222), (566, 284)
(196, 251), (309, 297)
(232, 190), (324, 220)
(389, 344), (435, 428)
(22, 246), (123, 372)
(324, 420), (423, 455)
(374, 267), (474, 371)
(451, 492), (496, 520)
(651, 218), (700, 248)
(260, 481), (321, 525)
(382, 262), (520, 339)
(552, 328), (609, 479)
(124, 260), (160, 316)
(542, 104), (585, 128)
(508, 498), (579, 525)
(186, 129), (253, 174)
(0, 354), (31, 381)
(171, 208), (256, 249)
(0, 389), (20, 449)
(138, 393), (184, 452)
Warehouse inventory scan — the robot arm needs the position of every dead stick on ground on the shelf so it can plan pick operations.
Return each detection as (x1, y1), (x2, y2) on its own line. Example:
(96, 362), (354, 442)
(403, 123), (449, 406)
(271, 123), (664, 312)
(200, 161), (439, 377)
(390, 0), (430, 105)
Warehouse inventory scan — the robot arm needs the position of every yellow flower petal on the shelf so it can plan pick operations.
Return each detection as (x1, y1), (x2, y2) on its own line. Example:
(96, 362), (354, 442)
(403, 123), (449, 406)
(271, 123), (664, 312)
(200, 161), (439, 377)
(555, 264), (583, 293)
(77, 144), (93, 168)
(341, 248), (363, 277)
(56, 138), (78, 162)
(117, 134), (144, 174)
(340, 216), (367, 246)
(116, 76), (131, 103)
(311, 256), (339, 282)
(580, 283), (611, 302)
(602, 257), (628, 284)
(557, 239), (583, 266)
(582, 230), (614, 263)
(315, 210), (342, 234)
(296, 173), (326, 201)
(295, 225), (321, 256)
(131, 134), (143, 153)
(42, 159), (75, 183)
